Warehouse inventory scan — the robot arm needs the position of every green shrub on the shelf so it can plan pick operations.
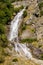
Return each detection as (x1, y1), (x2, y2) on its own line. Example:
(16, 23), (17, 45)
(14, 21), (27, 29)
(22, 24), (26, 30)
(0, 24), (6, 34)
(21, 38), (37, 43)
(40, 54), (43, 60)
(38, 2), (43, 9)
(38, 2), (43, 16)
(14, 7), (20, 13)
(0, 47), (5, 63)
(40, 10), (43, 16)
(23, 10), (27, 18)
(0, 1), (14, 24)
(12, 58), (18, 62)
(1, 34), (8, 47)
(14, 5), (24, 14)
(0, 55), (5, 63)
(20, 5), (24, 9)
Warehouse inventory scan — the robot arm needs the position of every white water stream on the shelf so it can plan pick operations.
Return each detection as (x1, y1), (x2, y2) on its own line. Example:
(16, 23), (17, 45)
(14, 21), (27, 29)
(9, 9), (43, 65)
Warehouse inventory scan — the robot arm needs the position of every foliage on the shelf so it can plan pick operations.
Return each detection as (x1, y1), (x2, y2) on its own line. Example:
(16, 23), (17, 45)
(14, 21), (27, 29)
(23, 10), (27, 18)
(14, 5), (24, 14)
(12, 58), (18, 62)
(21, 24), (26, 30)
(0, 24), (6, 34)
(19, 5), (24, 9)
(38, 2), (43, 16)
(0, 55), (5, 63)
(21, 38), (37, 43)
(14, 7), (20, 13)
(40, 54), (43, 60)
(0, 1), (14, 24)
(40, 10), (43, 16)
(0, 34), (8, 48)
(0, 0), (14, 63)
(38, 2), (43, 9)
(0, 47), (5, 63)
(10, 0), (23, 2)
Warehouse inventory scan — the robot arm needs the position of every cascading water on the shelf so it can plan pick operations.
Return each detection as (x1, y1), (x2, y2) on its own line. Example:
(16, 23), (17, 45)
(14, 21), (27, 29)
(9, 9), (25, 41)
(8, 9), (43, 65)
(9, 9), (32, 59)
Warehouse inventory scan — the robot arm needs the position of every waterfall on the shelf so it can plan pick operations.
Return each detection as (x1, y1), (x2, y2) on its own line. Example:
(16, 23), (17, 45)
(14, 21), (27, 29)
(9, 9), (25, 41)
(8, 9), (43, 65)
(8, 9), (32, 59)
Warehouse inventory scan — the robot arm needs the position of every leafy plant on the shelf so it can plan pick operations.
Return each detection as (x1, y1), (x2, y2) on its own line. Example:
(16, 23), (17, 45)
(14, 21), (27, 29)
(23, 10), (27, 18)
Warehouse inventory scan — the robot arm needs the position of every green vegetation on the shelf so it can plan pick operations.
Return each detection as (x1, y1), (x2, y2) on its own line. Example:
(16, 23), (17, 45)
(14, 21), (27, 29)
(12, 58), (18, 62)
(0, 0), (14, 63)
(23, 10), (27, 18)
(38, 2), (43, 9)
(21, 23), (26, 31)
(21, 38), (37, 43)
(11, 0), (23, 2)
(14, 5), (24, 14)
(40, 54), (43, 60)
(0, 24), (6, 34)
(38, 2), (43, 16)
(40, 10), (43, 16)
(0, 55), (5, 63)
(31, 28), (36, 33)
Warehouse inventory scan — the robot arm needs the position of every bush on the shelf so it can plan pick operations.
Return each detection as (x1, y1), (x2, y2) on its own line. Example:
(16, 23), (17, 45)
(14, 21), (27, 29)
(0, 24), (6, 34)
(14, 5), (24, 14)
(14, 7), (20, 13)
(1, 34), (8, 47)
(22, 24), (26, 30)
(21, 38), (37, 43)
(19, 5), (24, 9)
(40, 11), (43, 16)
(12, 58), (18, 62)
(0, 55), (5, 63)
(23, 10), (27, 18)
(38, 2), (43, 9)
(0, 1), (14, 24)
(38, 2), (43, 16)
(0, 47), (5, 63)
(40, 54), (43, 60)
